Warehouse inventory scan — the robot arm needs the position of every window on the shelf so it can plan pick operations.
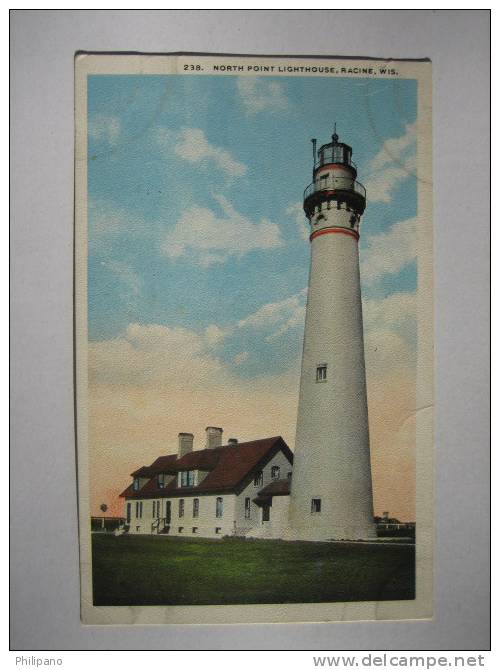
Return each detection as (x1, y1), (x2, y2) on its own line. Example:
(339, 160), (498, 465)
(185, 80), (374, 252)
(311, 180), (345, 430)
(133, 478), (140, 491)
(156, 500), (160, 518)
(316, 363), (327, 382)
(311, 498), (322, 514)
(180, 470), (195, 487)
(152, 501), (156, 517)
(271, 466), (280, 480)
(244, 497), (251, 519)
(287, 472), (292, 480)
(157, 473), (166, 489)
(135, 501), (143, 518)
(216, 497), (224, 518)
(262, 505), (270, 522)
(126, 502), (131, 524)
(178, 527), (183, 533)
(193, 498), (199, 518)
(333, 146), (344, 163)
(254, 471), (263, 487)
(215, 527), (221, 534)
(192, 527), (198, 534)
(179, 499), (184, 518)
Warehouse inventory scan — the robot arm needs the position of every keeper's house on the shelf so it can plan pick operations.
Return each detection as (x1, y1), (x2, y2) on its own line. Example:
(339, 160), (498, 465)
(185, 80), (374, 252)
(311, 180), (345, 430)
(120, 428), (293, 539)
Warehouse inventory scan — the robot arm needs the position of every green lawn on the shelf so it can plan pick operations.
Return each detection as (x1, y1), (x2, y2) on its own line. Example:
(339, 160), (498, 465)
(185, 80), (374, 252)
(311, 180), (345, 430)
(92, 534), (415, 606)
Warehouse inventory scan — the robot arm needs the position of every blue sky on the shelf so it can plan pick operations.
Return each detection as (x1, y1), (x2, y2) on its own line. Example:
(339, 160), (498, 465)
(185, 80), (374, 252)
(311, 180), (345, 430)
(88, 74), (417, 380)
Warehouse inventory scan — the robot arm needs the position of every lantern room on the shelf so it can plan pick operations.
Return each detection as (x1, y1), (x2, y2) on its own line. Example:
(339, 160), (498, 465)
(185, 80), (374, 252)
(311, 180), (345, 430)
(316, 130), (356, 176)
(303, 127), (366, 220)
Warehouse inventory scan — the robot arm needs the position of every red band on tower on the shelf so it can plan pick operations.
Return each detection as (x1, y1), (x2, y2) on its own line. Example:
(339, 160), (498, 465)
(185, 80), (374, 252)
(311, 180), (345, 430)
(309, 227), (359, 242)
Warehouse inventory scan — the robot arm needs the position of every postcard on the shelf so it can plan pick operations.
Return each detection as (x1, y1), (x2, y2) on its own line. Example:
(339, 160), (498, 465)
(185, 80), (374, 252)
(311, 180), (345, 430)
(75, 54), (433, 625)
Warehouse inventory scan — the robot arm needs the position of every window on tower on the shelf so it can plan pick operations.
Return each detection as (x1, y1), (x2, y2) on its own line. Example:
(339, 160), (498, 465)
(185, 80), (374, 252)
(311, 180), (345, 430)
(311, 498), (322, 514)
(316, 364), (327, 382)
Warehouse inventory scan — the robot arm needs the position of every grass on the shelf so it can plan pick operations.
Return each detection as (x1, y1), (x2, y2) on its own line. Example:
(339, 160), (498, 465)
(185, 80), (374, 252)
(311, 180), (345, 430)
(92, 534), (415, 606)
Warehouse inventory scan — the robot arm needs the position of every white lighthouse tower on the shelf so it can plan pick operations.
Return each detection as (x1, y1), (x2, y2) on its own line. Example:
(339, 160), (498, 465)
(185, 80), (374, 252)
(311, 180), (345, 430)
(288, 128), (376, 541)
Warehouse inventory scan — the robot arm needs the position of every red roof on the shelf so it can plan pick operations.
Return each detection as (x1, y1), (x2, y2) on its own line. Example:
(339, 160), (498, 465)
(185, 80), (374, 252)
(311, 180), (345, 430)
(120, 436), (293, 499)
(130, 465), (153, 477)
(148, 454), (179, 473)
(174, 449), (220, 472)
(256, 478), (291, 498)
(120, 483), (134, 498)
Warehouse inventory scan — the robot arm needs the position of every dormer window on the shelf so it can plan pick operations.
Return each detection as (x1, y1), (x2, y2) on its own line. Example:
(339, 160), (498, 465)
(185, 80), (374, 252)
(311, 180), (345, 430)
(180, 470), (195, 487)
(132, 478), (140, 491)
(271, 466), (280, 480)
(157, 473), (166, 489)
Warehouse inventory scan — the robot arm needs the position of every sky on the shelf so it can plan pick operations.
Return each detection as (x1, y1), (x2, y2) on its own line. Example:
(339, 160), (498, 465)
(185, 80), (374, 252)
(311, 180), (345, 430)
(87, 73), (418, 519)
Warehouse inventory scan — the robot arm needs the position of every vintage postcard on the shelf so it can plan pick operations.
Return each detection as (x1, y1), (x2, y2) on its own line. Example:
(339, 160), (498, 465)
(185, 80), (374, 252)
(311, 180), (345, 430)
(75, 54), (433, 625)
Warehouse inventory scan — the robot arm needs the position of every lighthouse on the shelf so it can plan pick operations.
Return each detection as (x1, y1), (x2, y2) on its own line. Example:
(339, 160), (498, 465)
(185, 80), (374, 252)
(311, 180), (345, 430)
(288, 128), (376, 541)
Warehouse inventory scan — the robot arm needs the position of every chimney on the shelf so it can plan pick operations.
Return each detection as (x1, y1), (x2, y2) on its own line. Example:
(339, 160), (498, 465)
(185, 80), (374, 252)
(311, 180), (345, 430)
(178, 432), (194, 457)
(205, 426), (223, 450)
(228, 438), (238, 446)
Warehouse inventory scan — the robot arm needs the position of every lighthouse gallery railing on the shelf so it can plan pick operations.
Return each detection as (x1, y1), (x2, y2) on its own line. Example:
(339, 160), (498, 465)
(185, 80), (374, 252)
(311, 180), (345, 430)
(303, 176), (366, 201)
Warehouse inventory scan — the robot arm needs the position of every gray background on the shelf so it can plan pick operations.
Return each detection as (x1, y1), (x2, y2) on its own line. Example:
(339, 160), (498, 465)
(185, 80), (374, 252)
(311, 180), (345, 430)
(11, 10), (490, 650)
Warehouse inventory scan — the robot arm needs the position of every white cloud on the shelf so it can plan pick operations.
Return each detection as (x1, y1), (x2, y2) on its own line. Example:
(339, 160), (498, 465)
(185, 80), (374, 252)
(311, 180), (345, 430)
(286, 202), (309, 240)
(162, 194), (282, 267)
(236, 77), (289, 115)
(365, 328), (414, 379)
(364, 122), (416, 203)
(88, 199), (124, 238)
(204, 324), (229, 347)
(101, 260), (142, 299)
(363, 291), (417, 333)
(88, 114), (121, 145)
(90, 323), (225, 389)
(174, 128), (247, 177)
(362, 291), (417, 377)
(238, 289), (307, 340)
(154, 127), (173, 148)
(88, 200), (149, 248)
(361, 217), (416, 283)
